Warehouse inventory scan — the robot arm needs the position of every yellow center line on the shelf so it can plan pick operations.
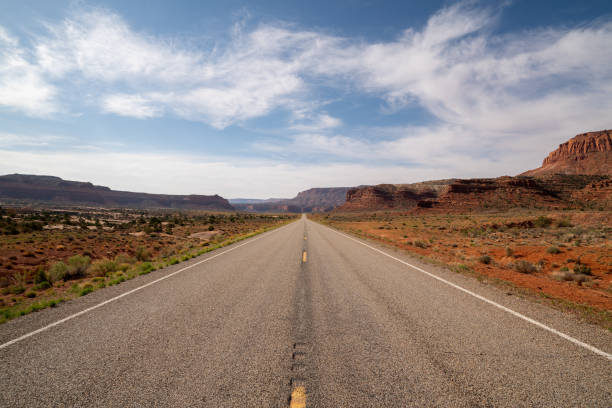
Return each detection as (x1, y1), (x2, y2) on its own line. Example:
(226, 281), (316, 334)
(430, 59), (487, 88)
(302, 251), (307, 263)
(289, 386), (306, 408)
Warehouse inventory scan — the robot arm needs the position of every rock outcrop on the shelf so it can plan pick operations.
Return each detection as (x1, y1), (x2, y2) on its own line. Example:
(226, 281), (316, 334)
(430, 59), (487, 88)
(0, 174), (234, 210)
(338, 175), (611, 212)
(522, 130), (612, 176)
(233, 187), (351, 213)
(341, 182), (449, 211)
(339, 130), (612, 212)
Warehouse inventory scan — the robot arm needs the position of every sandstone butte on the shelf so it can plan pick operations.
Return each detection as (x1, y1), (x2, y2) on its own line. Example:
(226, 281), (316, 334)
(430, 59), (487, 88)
(338, 130), (612, 212)
(522, 130), (612, 177)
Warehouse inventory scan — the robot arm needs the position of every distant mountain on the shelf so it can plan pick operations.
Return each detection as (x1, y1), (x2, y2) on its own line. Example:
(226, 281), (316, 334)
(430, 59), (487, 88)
(228, 198), (287, 204)
(0, 174), (234, 210)
(233, 187), (352, 213)
(522, 130), (612, 177)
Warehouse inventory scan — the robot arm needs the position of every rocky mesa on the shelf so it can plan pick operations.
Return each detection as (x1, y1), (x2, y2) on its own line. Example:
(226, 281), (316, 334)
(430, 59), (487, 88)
(522, 130), (612, 177)
(338, 130), (612, 212)
(0, 174), (234, 210)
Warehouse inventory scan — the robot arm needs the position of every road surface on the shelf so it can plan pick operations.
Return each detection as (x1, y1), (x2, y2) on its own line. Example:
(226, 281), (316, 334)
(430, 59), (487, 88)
(0, 215), (610, 407)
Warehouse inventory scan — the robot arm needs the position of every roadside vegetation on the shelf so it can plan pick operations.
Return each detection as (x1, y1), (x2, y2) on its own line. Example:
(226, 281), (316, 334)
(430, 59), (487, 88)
(312, 209), (612, 328)
(0, 206), (297, 324)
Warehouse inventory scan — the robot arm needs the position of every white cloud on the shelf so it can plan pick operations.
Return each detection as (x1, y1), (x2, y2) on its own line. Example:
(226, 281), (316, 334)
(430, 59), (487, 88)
(36, 10), (204, 83)
(0, 27), (58, 116)
(290, 113), (342, 132)
(0, 132), (68, 147)
(1, 2), (611, 190)
(102, 94), (161, 118)
(32, 11), (327, 127)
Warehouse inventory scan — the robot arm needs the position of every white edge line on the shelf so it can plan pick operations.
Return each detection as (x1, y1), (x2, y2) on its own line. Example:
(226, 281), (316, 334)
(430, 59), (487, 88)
(0, 222), (296, 350)
(317, 221), (612, 361)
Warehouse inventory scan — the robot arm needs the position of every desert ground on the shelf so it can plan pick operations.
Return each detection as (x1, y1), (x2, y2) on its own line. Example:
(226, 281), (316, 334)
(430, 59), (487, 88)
(312, 209), (612, 328)
(0, 206), (296, 323)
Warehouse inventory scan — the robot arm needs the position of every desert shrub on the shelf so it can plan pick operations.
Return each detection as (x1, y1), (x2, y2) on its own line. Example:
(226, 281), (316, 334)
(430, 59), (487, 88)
(135, 246), (151, 262)
(208, 225), (215, 231)
(413, 240), (429, 248)
(573, 264), (592, 275)
(34, 267), (48, 284)
(66, 255), (91, 279)
(556, 218), (572, 228)
(25, 291), (36, 298)
(572, 273), (590, 284)
(48, 261), (68, 283)
(79, 284), (94, 296)
(34, 281), (51, 290)
(455, 264), (472, 273)
(115, 253), (136, 264)
(138, 262), (154, 275)
(551, 271), (573, 281)
(90, 259), (118, 277)
(9, 285), (25, 295)
(478, 255), (492, 264)
(505, 247), (514, 257)
(514, 260), (537, 274)
(534, 216), (553, 228)
(546, 246), (561, 254)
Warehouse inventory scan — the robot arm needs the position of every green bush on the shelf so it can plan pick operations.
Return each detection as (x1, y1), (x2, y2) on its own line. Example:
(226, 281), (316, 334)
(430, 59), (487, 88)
(48, 261), (68, 283)
(138, 262), (154, 275)
(79, 284), (94, 296)
(546, 246), (561, 254)
(514, 260), (537, 274)
(10, 286), (25, 295)
(34, 281), (51, 290)
(90, 259), (118, 277)
(25, 291), (36, 298)
(66, 255), (91, 279)
(34, 268), (48, 285)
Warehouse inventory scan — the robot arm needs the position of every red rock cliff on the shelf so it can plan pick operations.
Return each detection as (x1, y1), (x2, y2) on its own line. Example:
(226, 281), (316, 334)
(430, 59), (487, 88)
(522, 130), (612, 176)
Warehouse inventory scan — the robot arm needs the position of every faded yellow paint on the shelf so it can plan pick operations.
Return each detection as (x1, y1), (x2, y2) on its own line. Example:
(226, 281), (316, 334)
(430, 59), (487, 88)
(302, 251), (307, 263)
(289, 386), (306, 408)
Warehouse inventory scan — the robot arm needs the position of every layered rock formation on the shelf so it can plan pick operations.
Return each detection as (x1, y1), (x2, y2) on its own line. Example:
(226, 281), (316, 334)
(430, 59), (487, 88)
(338, 175), (611, 212)
(523, 130), (612, 176)
(339, 130), (612, 212)
(341, 182), (448, 211)
(0, 174), (234, 210)
(233, 187), (351, 213)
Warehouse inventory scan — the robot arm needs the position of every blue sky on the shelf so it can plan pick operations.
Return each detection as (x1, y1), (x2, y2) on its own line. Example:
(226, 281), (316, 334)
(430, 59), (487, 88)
(1, 0), (611, 198)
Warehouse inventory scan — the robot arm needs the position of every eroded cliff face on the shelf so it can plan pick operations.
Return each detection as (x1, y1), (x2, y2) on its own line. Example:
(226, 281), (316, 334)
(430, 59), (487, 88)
(338, 175), (612, 212)
(340, 182), (450, 211)
(523, 130), (612, 176)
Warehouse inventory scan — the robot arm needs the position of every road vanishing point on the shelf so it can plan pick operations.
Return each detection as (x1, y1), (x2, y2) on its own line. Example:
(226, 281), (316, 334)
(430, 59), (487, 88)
(0, 215), (610, 407)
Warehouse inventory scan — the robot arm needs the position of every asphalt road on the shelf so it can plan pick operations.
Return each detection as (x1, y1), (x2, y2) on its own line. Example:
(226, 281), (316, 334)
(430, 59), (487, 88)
(0, 215), (610, 407)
